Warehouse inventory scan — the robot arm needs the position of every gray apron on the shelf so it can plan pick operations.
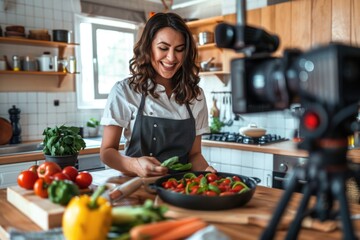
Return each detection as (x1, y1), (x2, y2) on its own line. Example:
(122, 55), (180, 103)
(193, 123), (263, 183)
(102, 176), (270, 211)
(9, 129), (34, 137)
(125, 94), (196, 164)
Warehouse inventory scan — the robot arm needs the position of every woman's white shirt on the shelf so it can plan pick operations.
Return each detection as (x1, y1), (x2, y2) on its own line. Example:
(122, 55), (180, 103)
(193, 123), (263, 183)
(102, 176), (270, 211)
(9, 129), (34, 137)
(101, 78), (210, 148)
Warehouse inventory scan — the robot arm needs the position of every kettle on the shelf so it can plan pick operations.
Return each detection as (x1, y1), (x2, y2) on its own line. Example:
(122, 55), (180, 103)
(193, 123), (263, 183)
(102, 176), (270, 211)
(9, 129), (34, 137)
(37, 52), (57, 72)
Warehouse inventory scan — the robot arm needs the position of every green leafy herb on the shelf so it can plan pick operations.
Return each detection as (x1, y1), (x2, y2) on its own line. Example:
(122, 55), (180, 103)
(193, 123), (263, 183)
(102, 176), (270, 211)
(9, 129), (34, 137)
(42, 125), (86, 156)
(86, 117), (100, 128)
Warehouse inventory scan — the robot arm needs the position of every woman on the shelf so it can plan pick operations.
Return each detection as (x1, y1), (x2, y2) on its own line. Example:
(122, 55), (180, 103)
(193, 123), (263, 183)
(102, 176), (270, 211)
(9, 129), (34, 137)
(100, 12), (215, 177)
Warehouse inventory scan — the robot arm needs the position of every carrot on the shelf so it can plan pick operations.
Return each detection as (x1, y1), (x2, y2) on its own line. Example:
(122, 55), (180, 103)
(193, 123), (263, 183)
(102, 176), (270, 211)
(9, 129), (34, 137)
(130, 217), (201, 240)
(152, 219), (208, 240)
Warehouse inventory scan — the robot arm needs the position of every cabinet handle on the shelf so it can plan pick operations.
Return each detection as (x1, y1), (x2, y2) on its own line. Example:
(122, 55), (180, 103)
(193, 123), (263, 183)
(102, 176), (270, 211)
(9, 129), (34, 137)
(266, 173), (272, 187)
(274, 176), (307, 184)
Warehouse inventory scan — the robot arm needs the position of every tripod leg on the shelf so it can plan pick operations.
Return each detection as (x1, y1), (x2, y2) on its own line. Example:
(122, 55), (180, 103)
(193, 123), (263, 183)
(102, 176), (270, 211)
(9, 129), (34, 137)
(332, 174), (357, 240)
(260, 170), (301, 240)
(285, 182), (314, 240)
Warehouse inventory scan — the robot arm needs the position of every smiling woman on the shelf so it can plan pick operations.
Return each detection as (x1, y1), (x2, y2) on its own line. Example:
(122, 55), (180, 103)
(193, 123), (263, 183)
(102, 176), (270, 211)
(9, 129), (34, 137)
(100, 12), (215, 178)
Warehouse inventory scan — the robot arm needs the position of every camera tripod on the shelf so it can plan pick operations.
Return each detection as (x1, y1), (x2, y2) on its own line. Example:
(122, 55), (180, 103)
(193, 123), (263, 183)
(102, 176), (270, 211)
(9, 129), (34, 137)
(260, 136), (360, 240)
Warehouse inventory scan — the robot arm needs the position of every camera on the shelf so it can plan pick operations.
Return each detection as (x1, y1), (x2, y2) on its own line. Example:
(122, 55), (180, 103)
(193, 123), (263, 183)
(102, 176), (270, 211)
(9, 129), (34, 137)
(216, 22), (360, 114)
(216, 1), (360, 239)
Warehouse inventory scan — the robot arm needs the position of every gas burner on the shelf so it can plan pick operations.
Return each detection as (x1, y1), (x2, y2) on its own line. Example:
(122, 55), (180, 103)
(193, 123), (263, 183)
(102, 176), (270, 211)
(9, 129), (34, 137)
(203, 132), (288, 145)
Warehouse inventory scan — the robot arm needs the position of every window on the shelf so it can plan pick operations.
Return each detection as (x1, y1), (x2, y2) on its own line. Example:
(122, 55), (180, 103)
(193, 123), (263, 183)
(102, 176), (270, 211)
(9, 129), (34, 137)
(75, 14), (139, 109)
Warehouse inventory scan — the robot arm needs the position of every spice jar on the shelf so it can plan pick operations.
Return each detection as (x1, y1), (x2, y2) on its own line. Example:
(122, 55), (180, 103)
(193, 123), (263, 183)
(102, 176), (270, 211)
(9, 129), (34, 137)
(12, 55), (20, 71)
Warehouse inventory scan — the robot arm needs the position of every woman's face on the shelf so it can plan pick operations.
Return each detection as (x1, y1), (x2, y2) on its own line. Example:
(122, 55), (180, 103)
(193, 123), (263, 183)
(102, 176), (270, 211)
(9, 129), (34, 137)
(151, 27), (185, 82)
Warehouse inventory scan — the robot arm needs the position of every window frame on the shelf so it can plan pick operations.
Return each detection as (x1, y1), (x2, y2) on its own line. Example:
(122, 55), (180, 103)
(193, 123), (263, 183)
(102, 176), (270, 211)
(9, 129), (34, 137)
(92, 24), (137, 99)
(74, 14), (139, 109)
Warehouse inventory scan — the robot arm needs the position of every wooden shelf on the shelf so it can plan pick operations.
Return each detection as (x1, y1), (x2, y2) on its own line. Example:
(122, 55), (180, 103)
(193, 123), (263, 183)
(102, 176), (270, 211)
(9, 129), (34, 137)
(197, 43), (219, 50)
(0, 37), (79, 48)
(0, 70), (78, 88)
(186, 16), (224, 28)
(199, 71), (229, 76)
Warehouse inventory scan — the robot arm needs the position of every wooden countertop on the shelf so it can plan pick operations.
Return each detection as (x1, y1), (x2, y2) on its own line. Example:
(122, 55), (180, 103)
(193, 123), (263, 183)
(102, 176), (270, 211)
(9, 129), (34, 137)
(203, 140), (360, 163)
(1, 175), (360, 240)
(2, 139), (360, 165)
(0, 144), (125, 165)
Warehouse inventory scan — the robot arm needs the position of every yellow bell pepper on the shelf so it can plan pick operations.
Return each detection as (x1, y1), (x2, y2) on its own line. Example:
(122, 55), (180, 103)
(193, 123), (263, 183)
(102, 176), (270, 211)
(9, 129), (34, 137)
(62, 185), (112, 240)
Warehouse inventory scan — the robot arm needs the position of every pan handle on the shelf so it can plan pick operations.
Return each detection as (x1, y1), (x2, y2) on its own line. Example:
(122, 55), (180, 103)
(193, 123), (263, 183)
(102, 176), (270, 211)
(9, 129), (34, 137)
(249, 177), (261, 184)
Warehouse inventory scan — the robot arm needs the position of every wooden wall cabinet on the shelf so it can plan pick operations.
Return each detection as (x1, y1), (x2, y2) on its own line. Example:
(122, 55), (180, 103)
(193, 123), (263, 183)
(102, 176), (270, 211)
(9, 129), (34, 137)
(0, 37), (79, 88)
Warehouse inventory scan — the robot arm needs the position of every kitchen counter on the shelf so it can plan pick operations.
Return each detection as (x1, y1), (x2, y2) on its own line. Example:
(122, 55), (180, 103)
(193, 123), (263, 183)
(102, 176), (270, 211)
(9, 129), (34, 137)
(0, 139), (125, 165)
(202, 140), (360, 163)
(0, 171), (360, 240)
(2, 139), (360, 165)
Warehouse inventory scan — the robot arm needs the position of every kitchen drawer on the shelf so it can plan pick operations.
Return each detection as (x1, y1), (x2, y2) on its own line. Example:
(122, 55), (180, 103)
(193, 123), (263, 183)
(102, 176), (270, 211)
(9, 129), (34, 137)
(0, 161), (36, 188)
(78, 154), (105, 172)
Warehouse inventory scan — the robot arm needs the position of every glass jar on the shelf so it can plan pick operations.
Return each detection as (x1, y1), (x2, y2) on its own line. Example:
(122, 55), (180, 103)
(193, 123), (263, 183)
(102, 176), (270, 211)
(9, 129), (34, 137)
(12, 55), (20, 71)
(67, 56), (76, 73)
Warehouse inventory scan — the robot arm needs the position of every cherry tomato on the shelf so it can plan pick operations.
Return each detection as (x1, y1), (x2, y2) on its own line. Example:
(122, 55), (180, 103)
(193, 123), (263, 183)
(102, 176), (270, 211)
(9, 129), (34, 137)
(163, 181), (173, 189)
(53, 172), (71, 181)
(220, 191), (236, 196)
(206, 173), (218, 182)
(204, 190), (217, 196)
(75, 171), (92, 189)
(37, 162), (62, 178)
(232, 176), (241, 182)
(222, 178), (231, 185)
(33, 178), (49, 198)
(17, 170), (38, 190)
(62, 166), (78, 182)
(231, 185), (245, 192)
(28, 165), (39, 174)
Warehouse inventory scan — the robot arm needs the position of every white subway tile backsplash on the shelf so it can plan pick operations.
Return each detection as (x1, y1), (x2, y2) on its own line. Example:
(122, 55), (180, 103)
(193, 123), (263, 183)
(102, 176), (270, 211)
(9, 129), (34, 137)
(241, 167), (253, 177)
(27, 92), (37, 103)
(8, 93), (18, 103)
(28, 113), (38, 125)
(27, 103), (37, 114)
(0, 93), (8, 104)
(37, 93), (47, 103)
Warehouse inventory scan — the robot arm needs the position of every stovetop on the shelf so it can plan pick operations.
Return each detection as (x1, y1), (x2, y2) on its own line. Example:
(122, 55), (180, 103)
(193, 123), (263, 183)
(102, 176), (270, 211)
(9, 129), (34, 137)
(202, 132), (288, 145)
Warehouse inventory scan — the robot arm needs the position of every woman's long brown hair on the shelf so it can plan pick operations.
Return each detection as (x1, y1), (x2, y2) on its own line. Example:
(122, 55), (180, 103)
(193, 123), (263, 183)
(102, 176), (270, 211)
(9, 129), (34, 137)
(128, 12), (201, 105)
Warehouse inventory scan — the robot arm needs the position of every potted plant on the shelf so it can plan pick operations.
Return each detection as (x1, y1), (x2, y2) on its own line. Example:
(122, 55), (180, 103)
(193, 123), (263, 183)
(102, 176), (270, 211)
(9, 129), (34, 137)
(42, 125), (86, 168)
(86, 117), (100, 137)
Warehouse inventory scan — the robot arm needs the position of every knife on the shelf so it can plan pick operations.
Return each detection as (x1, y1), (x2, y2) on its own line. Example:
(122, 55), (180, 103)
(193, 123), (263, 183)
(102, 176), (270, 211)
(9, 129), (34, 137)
(108, 176), (160, 203)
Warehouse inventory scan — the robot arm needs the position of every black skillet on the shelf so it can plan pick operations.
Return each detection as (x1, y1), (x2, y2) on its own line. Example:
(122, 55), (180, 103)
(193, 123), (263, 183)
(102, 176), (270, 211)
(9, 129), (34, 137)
(152, 171), (261, 211)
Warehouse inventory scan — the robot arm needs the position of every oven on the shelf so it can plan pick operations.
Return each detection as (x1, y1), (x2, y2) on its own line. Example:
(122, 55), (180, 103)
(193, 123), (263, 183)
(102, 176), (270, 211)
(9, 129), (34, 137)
(272, 154), (308, 192)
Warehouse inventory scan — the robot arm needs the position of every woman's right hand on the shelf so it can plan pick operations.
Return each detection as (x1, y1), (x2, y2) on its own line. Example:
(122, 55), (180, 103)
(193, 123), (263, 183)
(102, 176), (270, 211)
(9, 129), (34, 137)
(135, 156), (168, 177)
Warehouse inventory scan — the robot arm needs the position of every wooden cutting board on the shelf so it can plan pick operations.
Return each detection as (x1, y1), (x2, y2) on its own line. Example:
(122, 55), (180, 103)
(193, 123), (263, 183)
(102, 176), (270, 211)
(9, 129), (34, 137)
(0, 117), (12, 145)
(7, 186), (65, 230)
(155, 196), (338, 232)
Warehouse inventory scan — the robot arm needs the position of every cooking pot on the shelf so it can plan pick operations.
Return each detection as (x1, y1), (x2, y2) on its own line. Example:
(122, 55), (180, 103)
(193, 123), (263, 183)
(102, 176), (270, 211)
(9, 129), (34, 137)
(152, 171), (260, 210)
(239, 123), (267, 138)
(53, 29), (69, 43)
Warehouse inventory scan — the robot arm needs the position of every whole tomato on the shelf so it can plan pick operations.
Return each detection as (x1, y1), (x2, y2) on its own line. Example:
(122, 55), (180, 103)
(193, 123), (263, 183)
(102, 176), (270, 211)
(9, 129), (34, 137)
(28, 164), (39, 174)
(33, 178), (49, 198)
(17, 170), (38, 190)
(37, 162), (62, 178)
(53, 172), (71, 181)
(62, 166), (78, 182)
(75, 171), (92, 189)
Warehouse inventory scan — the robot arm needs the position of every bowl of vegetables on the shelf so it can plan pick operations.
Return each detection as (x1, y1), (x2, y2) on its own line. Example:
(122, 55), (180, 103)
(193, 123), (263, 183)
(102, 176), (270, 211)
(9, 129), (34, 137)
(152, 171), (260, 210)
